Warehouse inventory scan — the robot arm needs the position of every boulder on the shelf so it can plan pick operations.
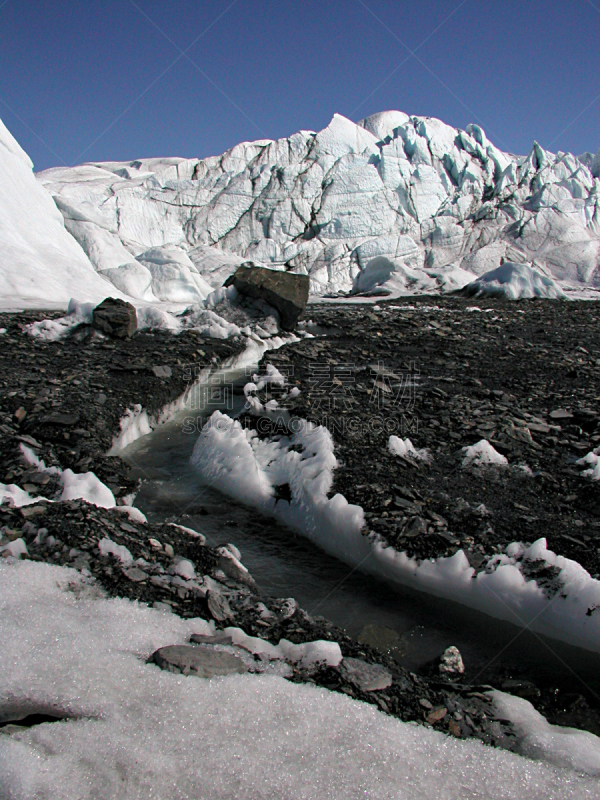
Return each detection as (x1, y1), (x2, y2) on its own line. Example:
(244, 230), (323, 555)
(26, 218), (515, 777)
(150, 644), (247, 679)
(339, 657), (393, 692)
(92, 297), (137, 339)
(225, 265), (309, 330)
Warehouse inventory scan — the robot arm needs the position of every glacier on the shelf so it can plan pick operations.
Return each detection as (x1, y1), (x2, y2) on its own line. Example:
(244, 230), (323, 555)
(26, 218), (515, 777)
(0, 120), (124, 310)
(32, 110), (600, 304)
(0, 110), (598, 308)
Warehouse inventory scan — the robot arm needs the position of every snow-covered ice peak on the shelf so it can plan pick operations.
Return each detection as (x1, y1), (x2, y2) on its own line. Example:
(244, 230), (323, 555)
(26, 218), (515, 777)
(2, 109), (599, 310)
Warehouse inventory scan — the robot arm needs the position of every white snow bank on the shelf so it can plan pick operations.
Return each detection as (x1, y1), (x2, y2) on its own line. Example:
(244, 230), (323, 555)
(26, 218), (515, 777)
(0, 119), (123, 311)
(97, 537), (133, 566)
(60, 469), (116, 508)
(0, 484), (38, 508)
(490, 690), (600, 775)
(190, 411), (365, 547)
(13, 442), (117, 511)
(0, 559), (595, 799)
(462, 439), (508, 467)
(224, 626), (342, 669)
(463, 263), (567, 300)
(388, 436), (430, 461)
(577, 447), (600, 480)
(191, 416), (600, 653)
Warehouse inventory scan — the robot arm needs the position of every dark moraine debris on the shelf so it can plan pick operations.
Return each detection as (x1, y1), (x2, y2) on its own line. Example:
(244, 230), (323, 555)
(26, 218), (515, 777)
(225, 264), (309, 330)
(92, 297), (137, 339)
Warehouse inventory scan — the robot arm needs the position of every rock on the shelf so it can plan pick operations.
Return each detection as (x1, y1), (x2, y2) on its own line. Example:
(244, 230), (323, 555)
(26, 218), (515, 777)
(122, 566), (147, 582)
(151, 644), (247, 678)
(224, 265), (309, 330)
(13, 407), (26, 423)
(426, 706), (448, 724)
(43, 411), (80, 426)
(152, 365), (172, 379)
(340, 657), (393, 692)
(439, 646), (465, 676)
(550, 409), (573, 421)
(92, 298), (137, 339)
(207, 590), (233, 622)
(20, 505), (47, 519)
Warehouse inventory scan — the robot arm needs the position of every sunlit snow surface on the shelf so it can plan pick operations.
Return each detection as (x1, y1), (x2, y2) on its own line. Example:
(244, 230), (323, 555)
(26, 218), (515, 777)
(0, 560), (598, 799)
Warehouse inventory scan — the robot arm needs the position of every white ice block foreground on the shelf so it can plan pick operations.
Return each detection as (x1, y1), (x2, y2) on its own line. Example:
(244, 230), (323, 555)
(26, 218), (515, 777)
(191, 413), (600, 654)
(0, 559), (597, 799)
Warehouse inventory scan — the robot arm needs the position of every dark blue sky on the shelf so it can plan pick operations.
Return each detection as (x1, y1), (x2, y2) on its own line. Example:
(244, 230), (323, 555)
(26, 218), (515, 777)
(1, 0), (599, 171)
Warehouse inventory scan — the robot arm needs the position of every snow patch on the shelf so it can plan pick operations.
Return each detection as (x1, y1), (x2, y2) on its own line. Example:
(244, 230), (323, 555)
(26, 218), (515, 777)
(0, 559), (594, 798)
(462, 439), (508, 467)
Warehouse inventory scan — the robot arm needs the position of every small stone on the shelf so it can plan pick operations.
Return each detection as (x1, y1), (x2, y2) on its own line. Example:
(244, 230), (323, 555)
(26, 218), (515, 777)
(43, 411), (80, 427)
(14, 407), (26, 423)
(550, 409), (573, 421)
(164, 544), (174, 558)
(448, 718), (462, 737)
(207, 591), (233, 622)
(426, 706), (448, 724)
(148, 538), (163, 551)
(123, 567), (147, 582)
(419, 698), (433, 710)
(151, 644), (248, 678)
(439, 646), (465, 676)
(20, 505), (47, 519)
(340, 658), (393, 692)
(152, 365), (172, 379)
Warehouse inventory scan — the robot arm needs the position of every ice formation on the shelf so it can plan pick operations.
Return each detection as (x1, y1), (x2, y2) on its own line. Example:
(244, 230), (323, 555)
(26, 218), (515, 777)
(30, 111), (600, 303)
(0, 120), (122, 310)
(190, 415), (600, 653)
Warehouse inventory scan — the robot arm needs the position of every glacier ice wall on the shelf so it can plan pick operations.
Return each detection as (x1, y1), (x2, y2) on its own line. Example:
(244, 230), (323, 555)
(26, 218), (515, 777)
(37, 111), (600, 300)
(0, 120), (123, 309)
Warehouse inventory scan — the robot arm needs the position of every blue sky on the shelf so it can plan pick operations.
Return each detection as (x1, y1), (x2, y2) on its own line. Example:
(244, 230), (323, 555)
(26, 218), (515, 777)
(1, 0), (599, 171)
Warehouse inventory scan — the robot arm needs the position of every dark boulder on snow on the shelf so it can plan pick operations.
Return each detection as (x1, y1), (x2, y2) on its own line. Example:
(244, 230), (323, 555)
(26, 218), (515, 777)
(92, 297), (137, 339)
(224, 264), (309, 330)
(151, 644), (248, 679)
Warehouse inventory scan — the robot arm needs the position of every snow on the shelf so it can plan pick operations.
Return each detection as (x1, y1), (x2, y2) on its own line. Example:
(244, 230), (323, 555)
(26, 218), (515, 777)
(0, 119), (123, 311)
(462, 439), (509, 467)
(60, 469), (116, 508)
(388, 435), (430, 461)
(190, 411), (365, 545)
(462, 262), (567, 300)
(577, 447), (600, 480)
(0, 483), (38, 508)
(490, 690), (600, 775)
(191, 416), (600, 654)
(0, 559), (596, 799)
(97, 537), (133, 566)
(224, 626), (343, 669)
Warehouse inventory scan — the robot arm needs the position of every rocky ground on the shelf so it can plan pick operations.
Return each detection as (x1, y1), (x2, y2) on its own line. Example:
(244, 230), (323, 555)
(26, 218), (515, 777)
(0, 310), (518, 751)
(246, 296), (600, 734)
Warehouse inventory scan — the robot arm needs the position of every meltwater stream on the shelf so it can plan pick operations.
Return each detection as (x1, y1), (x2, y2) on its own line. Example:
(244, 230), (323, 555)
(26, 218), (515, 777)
(121, 378), (600, 695)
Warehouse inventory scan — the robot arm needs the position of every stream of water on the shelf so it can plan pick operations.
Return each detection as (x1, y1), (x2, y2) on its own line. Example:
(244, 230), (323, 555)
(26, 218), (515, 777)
(121, 376), (600, 698)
